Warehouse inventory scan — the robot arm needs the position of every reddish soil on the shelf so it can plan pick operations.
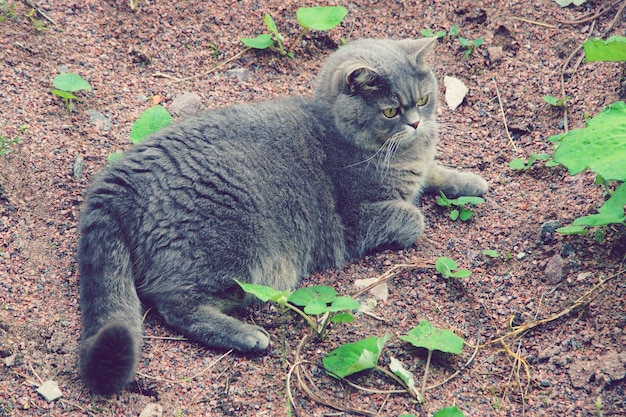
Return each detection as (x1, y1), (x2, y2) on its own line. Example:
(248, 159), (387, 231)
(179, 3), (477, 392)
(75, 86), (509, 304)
(1, 1), (625, 416)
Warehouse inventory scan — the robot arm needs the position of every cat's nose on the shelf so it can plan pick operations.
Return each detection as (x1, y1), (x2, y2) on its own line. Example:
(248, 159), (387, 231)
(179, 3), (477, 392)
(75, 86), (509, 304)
(410, 120), (420, 129)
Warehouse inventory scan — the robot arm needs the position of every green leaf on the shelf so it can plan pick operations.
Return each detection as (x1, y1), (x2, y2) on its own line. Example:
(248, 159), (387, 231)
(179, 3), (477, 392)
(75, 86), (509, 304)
(433, 406), (466, 417)
(296, 6), (348, 31)
(552, 101), (626, 181)
(449, 269), (472, 278)
(389, 357), (419, 397)
(543, 95), (559, 106)
(454, 196), (485, 206)
(130, 105), (173, 144)
(509, 157), (527, 170)
(435, 257), (456, 278)
(263, 13), (284, 44)
(241, 34), (274, 49)
(449, 209), (459, 221)
(330, 312), (354, 323)
(473, 38), (484, 47)
(571, 183), (626, 227)
(458, 37), (471, 47)
(52, 72), (92, 92)
(436, 192), (451, 207)
(482, 249), (500, 258)
(459, 208), (473, 221)
(50, 89), (77, 100)
(421, 29), (434, 37)
(328, 296), (360, 312)
(584, 36), (626, 62)
(399, 320), (464, 355)
(323, 334), (391, 378)
(556, 225), (588, 235)
(107, 151), (124, 164)
(235, 279), (291, 304)
(449, 23), (459, 37)
(288, 285), (337, 307)
(303, 299), (328, 315)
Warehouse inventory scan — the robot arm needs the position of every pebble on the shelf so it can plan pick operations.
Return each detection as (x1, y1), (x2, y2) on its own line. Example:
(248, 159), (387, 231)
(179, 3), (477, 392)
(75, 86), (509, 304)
(73, 156), (84, 179)
(36, 380), (62, 402)
(443, 75), (468, 111)
(544, 254), (565, 284)
(169, 92), (203, 117)
(139, 403), (163, 417)
(87, 109), (112, 131)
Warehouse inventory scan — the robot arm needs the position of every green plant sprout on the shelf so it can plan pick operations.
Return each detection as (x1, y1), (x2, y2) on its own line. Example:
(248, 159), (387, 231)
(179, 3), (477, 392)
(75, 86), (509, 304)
(25, 7), (47, 31)
(108, 105), (173, 163)
(435, 257), (471, 279)
(543, 95), (572, 107)
(509, 153), (555, 170)
(458, 36), (483, 59)
(401, 406), (465, 417)
(481, 249), (499, 258)
(50, 73), (92, 113)
(0, 0), (16, 21)
(0, 125), (26, 156)
(420, 28), (447, 39)
(322, 320), (464, 403)
(236, 281), (359, 339)
(399, 321), (464, 403)
(436, 192), (484, 221)
(241, 6), (347, 57)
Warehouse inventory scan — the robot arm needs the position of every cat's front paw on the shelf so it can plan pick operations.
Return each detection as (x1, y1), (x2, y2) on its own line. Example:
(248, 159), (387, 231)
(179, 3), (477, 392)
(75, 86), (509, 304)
(445, 172), (488, 198)
(236, 324), (271, 352)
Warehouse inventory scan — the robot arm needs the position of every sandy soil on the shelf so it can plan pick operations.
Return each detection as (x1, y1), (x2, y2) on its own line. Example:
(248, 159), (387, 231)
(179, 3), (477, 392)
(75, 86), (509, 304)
(1, 0), (625, 416)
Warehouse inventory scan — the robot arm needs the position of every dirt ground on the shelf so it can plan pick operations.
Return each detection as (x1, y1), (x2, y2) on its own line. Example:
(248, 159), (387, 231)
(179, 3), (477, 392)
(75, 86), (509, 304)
(1, 0), (625, 416)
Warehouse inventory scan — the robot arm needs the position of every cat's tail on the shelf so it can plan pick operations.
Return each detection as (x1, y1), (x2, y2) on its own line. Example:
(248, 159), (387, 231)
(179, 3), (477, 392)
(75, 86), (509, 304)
(78, 201), (143, 396)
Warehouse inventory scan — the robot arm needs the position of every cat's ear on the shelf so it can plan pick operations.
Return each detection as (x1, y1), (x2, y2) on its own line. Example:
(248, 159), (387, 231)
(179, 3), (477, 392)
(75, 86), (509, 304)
(345, 65), (384, 94)
(397, 37), (437, 68)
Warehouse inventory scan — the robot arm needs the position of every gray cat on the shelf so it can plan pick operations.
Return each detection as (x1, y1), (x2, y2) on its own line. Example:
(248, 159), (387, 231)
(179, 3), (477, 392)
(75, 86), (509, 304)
(78, 38), (488, 395)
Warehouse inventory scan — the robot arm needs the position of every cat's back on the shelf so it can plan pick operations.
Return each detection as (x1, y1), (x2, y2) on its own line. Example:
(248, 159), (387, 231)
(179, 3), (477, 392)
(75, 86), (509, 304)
(81, 96), (345, 280)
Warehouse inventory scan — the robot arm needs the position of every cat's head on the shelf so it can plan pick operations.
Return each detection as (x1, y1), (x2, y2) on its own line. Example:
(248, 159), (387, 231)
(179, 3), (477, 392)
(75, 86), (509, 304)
(314, 38), (438, 152)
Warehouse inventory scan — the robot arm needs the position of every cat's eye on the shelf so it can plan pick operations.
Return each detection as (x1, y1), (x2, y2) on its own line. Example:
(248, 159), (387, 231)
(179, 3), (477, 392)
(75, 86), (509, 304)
(382, 107), (399, 118)
(416, 95), (429, 107)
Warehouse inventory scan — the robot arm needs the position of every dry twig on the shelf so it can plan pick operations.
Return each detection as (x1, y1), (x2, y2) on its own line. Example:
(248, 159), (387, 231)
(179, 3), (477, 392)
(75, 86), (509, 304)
(492, 78), (518, 152)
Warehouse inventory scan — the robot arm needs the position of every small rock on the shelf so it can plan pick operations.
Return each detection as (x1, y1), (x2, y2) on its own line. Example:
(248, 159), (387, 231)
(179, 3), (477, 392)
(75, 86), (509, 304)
(3, 353), (16, 367)
(443, 76), (468, 111)
(225, 67), (251, 81)
(87, 109), (112, 131)
(540, 380), (552, 387)
(139, 402), (163, 417)
(36, 380), (62, 402)
(169, 92), (202, 117)
(544, 254), (565, 284)
(596, 351), (626, 384)
(516, 252), (526, 260)
(487, 46), (505, 62)
(539, 220), (560, 243)
(73, 156), (84, 179)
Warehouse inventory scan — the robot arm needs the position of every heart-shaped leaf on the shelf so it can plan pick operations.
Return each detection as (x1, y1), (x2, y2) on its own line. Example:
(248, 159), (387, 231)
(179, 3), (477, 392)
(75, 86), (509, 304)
(53, 72), (92, 92)
(399, 320), (464, 355)
(241, 34), (274, 49)
(296, 6), (348, 31)
(323, 334), (391, 378)
(130, 105), (173, 144)
(552, 101), (626, 181)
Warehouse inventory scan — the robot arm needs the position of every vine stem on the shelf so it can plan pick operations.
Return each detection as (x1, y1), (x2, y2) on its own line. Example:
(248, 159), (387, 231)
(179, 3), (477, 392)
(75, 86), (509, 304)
(286, 27), (310, 57)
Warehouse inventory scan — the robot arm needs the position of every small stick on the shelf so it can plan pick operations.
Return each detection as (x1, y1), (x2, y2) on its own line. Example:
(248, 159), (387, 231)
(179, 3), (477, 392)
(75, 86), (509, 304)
(492, 78), (518, 152)
(555, 0), (622, 25)
(20, 0), (56, 25)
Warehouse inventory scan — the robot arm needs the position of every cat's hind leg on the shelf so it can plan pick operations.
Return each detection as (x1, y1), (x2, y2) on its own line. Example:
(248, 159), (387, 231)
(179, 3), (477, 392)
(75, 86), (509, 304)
(154, 290), (270, 353)
(424, 164), (488, 198)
